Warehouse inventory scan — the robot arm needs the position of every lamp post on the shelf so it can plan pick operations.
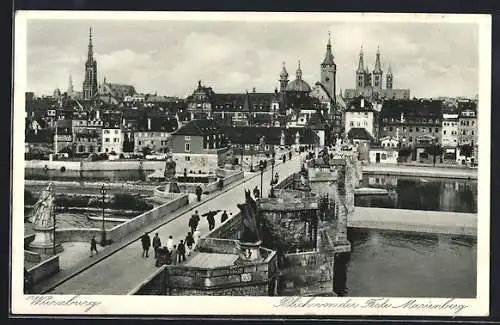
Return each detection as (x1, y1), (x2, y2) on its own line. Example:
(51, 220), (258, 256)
(259, 160), (265, 198)
(271, 156), (276, 187)
(52, 201), (56, 255)
(100, 185), (107, 246)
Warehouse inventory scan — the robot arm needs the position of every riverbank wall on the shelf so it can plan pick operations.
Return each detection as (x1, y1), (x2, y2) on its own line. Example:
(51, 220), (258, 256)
(350, 207), (477, 236)
(362, 163), (478, 180)
(25, 160), (165, 171)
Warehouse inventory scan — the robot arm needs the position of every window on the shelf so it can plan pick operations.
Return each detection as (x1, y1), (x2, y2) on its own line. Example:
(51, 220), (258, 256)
(435, 128), (439, 133)
(185, 156), (190, 161)
(443, 130), (447, 135)
(104, 130), (110, 134)
(138, 141), (142, 145)
(381, 153), (387, 160)
(245, 144), (250, 150)
(416, 127), (419, 132)
(151, 140), (154, 145)
(428, 128), (432, 132)
(185, 143), (190, 152)
(389, 127), (393, 131)
(409, 128), (413, 132)
(349, 121), (354, 126)
(364, 121), (368, 126)
(105, 138), (110, 142)
(409, 137), (413, 142)
(115, 130), (119, 134)
(471, 131), (474, 135)
(184, 136), (191, 140)
(357, 122), (361, 127)
(114, 138), (119, 143)
(105, 148), (109, 153)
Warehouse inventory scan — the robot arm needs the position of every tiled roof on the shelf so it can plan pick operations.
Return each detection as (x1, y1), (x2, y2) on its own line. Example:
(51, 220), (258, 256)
(347, 128), (373, 141)
(345, 96), (374, 112)
(174, 119), (222, 136)
(212, 92), (275, 112)
(137, 117), (178, 132)
(381, 99), (443, 119)
(307, 111), (327, 130)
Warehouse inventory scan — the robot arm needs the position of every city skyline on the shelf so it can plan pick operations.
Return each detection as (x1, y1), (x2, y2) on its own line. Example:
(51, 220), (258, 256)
(27, 19), (479, 99)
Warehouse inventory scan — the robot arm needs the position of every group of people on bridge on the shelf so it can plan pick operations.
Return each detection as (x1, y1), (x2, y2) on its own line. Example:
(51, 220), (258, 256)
(137, 209), (232, 267)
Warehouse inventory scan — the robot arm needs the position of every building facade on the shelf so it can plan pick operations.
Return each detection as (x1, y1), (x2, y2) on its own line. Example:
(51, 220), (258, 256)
(457, 102), (478, 147)
(170, 119), (229, 174)
(441, 113), (459, 148)
(344, 97), (375, 138)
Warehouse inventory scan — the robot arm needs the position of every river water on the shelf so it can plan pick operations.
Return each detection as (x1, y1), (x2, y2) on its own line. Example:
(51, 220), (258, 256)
(334, 228), (477, 298)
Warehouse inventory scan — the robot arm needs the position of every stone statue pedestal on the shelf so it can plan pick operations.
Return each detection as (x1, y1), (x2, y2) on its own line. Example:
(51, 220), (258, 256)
(163, 181), (180, 193)
(238, 240), (262, 262)
(29, 226), (63, 255)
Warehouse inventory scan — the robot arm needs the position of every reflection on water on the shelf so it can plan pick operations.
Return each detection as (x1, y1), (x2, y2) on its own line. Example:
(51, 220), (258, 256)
(333, 228), (477, 298)
(355, 175), (477, 213)
(25, 168), (152, 183)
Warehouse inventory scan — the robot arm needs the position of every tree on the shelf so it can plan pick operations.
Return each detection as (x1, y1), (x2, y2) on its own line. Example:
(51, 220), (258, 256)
(426, 144), (443, 166)
(141, 146), (152, 157)
(460, 144), (474, 159)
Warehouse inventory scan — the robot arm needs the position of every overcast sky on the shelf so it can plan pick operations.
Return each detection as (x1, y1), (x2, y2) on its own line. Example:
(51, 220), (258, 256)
(25, 19), (479, 99)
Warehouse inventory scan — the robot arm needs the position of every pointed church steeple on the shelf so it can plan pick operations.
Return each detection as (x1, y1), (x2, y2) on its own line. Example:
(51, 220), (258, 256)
(357, 46), (365, 73)
(280, 61), (289, 79)
(386, 63), (393, 89)
(87, 27), (94, 62)
(279, 61), (289, 94)
(321, 31), (335, 66)
(83, 27), (98, 100)
(374, 46), (382, 73)
(67, 75), (74, 95)
(296, 60), (302, 80)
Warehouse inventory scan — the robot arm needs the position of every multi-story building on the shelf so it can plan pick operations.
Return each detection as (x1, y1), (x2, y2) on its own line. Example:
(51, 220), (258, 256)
(169, 119), (230, 175)
(344, 47), (410, 101)
(133, 115), (177, 154)
(344, 96), (375, 138)
(441, 113), (459, 147)
(379, 99), (443, 149)
(102, 114), (123, 154)
(72, 110), (102, 155)
(457, 101), (478, 147)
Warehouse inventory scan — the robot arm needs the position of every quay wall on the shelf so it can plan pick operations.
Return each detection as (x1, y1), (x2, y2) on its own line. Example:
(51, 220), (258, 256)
(27, 255), (60, 284)
(362, 163), (478, 180)
(25, 160), (165, 171)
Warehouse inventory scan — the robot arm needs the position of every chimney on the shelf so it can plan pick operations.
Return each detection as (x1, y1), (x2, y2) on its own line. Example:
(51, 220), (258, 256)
(96, 109), (100, 121)
(252, 87), (256, 93)
(361, 98), (365, 108)
(148, 117), (151, 130)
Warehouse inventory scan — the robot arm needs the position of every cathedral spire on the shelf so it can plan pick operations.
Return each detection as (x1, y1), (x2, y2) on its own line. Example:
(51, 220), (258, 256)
(387, 63), (393, 76)
(280, 61), (289, 79)
(67, 75), (74, 94)
(321, 31), (335, 66)
(374, 45), (382, 73)
(357, 45), (364, 73)
(87, 27), (94, 62)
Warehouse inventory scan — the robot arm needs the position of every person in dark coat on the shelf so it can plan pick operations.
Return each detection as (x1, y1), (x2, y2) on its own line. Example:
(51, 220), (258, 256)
(189, 210), (200, 233)
(177, 240), (186, 263)
(195, 186), (203, 202)
(289, 151), (292, 160)
(171, 245), (178, 265)
(220, 210), (229, 223)
(185, 232), (195, 256)
(253, 186), (260, 198)
(152, 233), (162, 259)
(90, 235), (98, 257)
(282, 155), (286, 163)
(141, 232), (151, 258)
(218, 178), (224, 191)
(202, 210), (221, 231)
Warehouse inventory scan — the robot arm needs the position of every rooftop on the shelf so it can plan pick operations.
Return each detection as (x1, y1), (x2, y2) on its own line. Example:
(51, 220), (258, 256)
(174, 119), (223, 136)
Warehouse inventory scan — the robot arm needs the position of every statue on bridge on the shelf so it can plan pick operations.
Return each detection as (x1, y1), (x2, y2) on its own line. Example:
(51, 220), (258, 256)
(28, 182), (63, 254)
(29, 183), (55, 228)
(163, 153), (180, 193)
(236, 190), (262, 262)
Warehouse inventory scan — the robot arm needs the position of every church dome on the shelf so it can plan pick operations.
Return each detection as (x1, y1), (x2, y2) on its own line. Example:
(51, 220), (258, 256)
(286, 60), (311, 92)
(286, 79), (312, 92)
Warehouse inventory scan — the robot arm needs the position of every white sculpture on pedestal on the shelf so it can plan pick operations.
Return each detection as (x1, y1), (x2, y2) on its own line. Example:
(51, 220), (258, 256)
(29, 183), (63, 255)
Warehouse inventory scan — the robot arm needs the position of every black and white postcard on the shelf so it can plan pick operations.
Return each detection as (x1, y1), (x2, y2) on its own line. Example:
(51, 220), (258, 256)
(11, 11), (491, 317)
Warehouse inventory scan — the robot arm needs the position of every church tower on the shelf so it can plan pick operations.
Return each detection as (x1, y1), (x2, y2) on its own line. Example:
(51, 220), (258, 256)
(356, 46), (365, 90)
(279, 61), (289, 115)
(67, 75), (74, 97)
(320, 32), (337, 101)
(372, 46), (383, 91)
(83, 27), (98, 100)
(386, 64), (393, 89)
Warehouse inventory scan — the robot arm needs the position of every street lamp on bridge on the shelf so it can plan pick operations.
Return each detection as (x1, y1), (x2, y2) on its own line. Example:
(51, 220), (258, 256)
(100, 185), (108, 246)
(259, 160), (265, 198)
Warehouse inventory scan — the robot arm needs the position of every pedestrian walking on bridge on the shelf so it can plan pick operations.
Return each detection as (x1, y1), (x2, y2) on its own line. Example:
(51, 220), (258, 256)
(185, 232), (195, 256)
(189, 210), (200, 234)
(220, 210), (229, 223)
(166, 235), (174, 252)
(152, 233), (162, 259)
(141, 232), (151, 258)
(253, 186), (260, 198)
(193, 230), (201, 251)
(177, 240), (186, 263)
(90, 236), (98, 257)
(195, 186), (203, 202)
(203, 210), (221, 231)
